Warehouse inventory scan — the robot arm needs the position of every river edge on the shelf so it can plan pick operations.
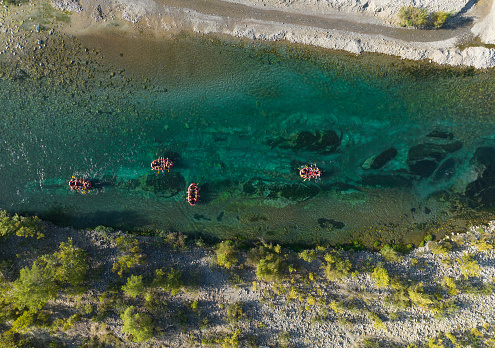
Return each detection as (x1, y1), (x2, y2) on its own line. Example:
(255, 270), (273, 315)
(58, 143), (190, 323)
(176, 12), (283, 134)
(47, 0), (495, 69)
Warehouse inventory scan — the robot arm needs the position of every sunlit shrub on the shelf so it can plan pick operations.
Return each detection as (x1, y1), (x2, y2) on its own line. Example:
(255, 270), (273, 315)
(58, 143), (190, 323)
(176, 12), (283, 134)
(122, 275), (145, 298)
(215, 241), (238, 269)
(371, 266), (390, 288)
(151, 268), (183, 295)
(398, 6), (429, 27)
(121, 306), (153, 342)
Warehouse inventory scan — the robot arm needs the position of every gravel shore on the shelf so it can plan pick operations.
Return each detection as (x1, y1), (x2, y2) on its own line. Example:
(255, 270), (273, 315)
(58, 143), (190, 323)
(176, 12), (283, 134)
(52, 0), (495, 68)
(5, 219), (495, 347)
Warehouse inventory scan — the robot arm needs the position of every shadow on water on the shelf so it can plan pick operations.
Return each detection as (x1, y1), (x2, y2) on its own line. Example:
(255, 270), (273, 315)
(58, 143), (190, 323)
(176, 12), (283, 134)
(27, 204), (145, 230)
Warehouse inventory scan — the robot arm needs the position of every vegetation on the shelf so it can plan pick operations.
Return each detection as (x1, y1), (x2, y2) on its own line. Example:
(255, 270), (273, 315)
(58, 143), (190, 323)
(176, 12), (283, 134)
(215, 240), (238, 269)
(398, 6), (452, 29)
(398, 6), (429, 28)
(248, 243), (285, 282)
(0, 210), (44, 239)
(121, 306), (153, 342)
(122, 275), (145, 298)
(322, 251), (351, 281)
(371, 266), (390, 288)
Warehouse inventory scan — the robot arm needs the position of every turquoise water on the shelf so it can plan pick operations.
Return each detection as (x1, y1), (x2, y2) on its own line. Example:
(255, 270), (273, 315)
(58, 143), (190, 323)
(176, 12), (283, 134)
(2, 34), (495, 245)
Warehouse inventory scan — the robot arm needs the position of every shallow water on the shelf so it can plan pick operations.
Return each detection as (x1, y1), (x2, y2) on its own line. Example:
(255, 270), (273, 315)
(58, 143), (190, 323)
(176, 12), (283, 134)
(1, 32), (495, 245)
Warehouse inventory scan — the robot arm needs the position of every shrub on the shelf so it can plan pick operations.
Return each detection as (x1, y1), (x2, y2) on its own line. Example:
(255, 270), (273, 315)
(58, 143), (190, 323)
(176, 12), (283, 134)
(398, 6), (429, 28)
(215, 241), (238, 269)
(380, 244), (399, 262)
(112, 254), (143, 277)
(13, 261), (59, 310)
(0, 210), (44, 239)
(371, 266), (390, 288)
(122, 275), (145, 298)
(151, 268), (183, 295)
(53, 238), (88, 288)
(248, 244), (285, 282)
(299, 249), (317, 263)
(459, 253), (481, 279)
(121, 306), (153, 342)
(428, 241), (452, 256)
(322, 251), (351, 281)
(441, 276), (458, 296)
(226, 302), (244, 323)
(408, 284), (434, 309)
(432, 11), (452, 28)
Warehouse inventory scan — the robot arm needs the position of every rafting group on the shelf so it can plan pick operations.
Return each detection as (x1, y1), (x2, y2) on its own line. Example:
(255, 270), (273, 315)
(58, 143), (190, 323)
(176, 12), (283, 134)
(69, 156), (321, 206)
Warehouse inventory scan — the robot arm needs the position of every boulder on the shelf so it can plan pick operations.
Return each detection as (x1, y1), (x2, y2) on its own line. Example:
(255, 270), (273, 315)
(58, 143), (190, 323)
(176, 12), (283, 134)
(243, 178), (320, 202)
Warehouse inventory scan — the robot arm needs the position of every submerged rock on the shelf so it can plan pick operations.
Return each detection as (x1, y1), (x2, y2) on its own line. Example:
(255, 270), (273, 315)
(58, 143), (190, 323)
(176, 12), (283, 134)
(317, 218), (345, 229)
(119, 172), (186, 198)
(464, 146), (495, 206)
(370, 147), (398, 170)
(273, 130), (341, 154)
(361, 173), (413, 188)
(243, 178), (320, 202)
(407, 133), (462, 178)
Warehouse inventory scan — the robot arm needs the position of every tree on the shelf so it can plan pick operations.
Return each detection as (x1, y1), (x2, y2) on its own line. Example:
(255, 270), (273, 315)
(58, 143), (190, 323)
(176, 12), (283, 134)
(0, 210), (44, 239)
(122, 275), (144, 298)
(12, 262), (59, 310)
(215, 241), (238, 269)
(53, 238), (88, 287)
(121, 306), (153, 342)
(151, 268), (182, 295)
(371, 266), (390, 288)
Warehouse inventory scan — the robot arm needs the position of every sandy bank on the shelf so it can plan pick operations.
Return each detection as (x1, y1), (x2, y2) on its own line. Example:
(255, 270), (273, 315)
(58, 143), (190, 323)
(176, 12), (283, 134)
(51, 0), (495, 68)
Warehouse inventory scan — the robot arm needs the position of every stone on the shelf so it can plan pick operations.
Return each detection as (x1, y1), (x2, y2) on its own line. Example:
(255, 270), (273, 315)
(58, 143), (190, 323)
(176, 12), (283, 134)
(361, 174), (413, 188)
(471, 146), (495, 167)
(119, 172), (186, 198)
(242, 178), (320, 202)
(433, 158), (456, 182)
(317, 218), (345, 229)
(276, 130), (341, 154)
(370, 147), (398, 169)
(407, 144), (446, 162)
(426, 130), (454, 140)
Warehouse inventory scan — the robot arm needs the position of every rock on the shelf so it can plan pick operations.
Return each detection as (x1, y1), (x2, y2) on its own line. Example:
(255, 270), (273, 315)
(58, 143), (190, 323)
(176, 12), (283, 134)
(407, 144), (446, 163)
(433, 158), (457, 182)
(50, 0), (82, 12)
(409, 159), (439, 177)
(471, 146), (495, 167)
(370, 147), (398, 170)
(317, 218), (345, 229)
(275, 130), (341, 154)
(465, 164), (495, 206)
(242, 178), (320, 202)
(426, 130), (454, 140)
(119, 172), (186, 198)
(361, 173), (413, 188)
(93, 4), (104, 22)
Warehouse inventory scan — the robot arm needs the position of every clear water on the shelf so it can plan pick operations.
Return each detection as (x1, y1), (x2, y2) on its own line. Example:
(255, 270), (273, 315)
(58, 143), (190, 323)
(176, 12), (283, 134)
(1, 33), (495, 245)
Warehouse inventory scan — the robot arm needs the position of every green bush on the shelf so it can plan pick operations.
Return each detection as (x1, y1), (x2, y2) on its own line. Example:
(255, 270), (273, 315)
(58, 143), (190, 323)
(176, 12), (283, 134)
(380, 244), (399, 262)
(52, 238), (88, 288)
(322, 251), (351, 281)
(215, 241), (238, 269)
(226, 302), (244, 323)
(428, 241), (452, 256)
(248, 244), (285, 282)
(371, 266), (390, 288)
(459, 253), (481, 279)
(122, 275), (145, 298)
(12, 261), (59, 310)
(151, 268), (183, 295)
(299, 249), (317, 263)
(121, 306), (153, 343)
(0, 210), (44, 239)
(432, 11), (452, 28)
(398, 6), (429, 27)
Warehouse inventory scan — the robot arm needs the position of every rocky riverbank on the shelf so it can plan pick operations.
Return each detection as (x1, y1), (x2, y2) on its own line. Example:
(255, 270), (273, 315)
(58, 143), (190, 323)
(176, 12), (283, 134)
(45, 0), (495, 68)
(2, 216), (495, 347)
